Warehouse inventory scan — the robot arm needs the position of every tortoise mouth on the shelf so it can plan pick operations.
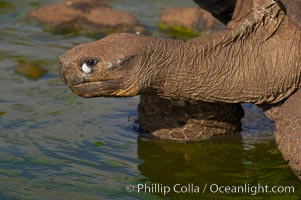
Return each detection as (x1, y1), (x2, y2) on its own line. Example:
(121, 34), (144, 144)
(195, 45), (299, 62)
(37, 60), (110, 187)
(73, 78), (123, 87)
(71, 78), (125, 98)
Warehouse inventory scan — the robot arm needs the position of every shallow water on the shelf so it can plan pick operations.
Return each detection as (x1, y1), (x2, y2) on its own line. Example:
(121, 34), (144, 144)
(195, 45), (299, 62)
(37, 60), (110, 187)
(0, 0), (300, 199)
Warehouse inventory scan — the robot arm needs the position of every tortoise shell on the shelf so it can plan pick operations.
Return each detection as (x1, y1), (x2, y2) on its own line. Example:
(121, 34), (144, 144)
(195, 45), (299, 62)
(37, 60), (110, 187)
(193, 0), (301, 28)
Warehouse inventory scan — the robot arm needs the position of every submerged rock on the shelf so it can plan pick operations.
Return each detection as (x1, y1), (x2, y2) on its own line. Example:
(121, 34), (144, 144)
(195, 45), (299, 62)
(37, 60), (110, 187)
(28, 0), (143, 35)
(15, 61), (47, 80)
(158, 7), (225, 39)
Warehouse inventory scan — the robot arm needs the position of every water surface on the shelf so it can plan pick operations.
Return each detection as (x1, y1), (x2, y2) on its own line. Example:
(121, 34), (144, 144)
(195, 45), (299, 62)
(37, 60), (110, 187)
(0, 0), (300, 199)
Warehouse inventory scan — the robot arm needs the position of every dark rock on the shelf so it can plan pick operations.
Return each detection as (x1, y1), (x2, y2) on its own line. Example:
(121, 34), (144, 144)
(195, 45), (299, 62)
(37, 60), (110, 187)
(193, 0), (236, 24)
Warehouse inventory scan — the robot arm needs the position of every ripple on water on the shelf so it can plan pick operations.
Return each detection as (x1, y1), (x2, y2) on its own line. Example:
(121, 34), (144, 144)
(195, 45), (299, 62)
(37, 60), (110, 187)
(0, 0), (300, 199)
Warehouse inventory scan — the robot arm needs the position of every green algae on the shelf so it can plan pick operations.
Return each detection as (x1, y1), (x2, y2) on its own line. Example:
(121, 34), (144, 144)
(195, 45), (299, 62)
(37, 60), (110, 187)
(25, 155), (67, 167)
(15, 60), (47, 80)
(0, 1), (13, 10)
(7, 138), (29, 145)
(0, 154), (24, 164)
(43, 135), (69, 143)
(29, 1), (40, 7)
(41, 23), (83, 36)
(0, 169), (22, 177)
(94, 141), (104, 147)
(39, 21), (135, 39)
(12, 104), (33, 113)
(157, 22), (201, 40)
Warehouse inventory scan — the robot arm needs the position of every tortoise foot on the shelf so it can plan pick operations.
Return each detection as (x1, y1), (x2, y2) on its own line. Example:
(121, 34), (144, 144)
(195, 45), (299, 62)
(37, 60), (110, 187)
(268, 89), (301, 181)
(138, 94), (243, 141)
(275, 126), (301, 181)
(150, 119), (240, 141)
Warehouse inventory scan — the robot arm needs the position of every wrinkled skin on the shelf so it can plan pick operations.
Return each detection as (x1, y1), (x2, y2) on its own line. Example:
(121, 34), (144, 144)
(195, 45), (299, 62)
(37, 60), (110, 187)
(60, 1), (301, 104)
(59, 34), (244, 140)
(138, 94), (243, 141)
(263, 90), (301, 180)
(60, 0), (301, 180)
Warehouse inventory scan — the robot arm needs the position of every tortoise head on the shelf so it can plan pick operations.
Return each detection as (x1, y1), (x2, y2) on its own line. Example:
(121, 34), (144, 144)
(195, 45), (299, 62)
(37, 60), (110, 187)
(59, 33), (152, 98)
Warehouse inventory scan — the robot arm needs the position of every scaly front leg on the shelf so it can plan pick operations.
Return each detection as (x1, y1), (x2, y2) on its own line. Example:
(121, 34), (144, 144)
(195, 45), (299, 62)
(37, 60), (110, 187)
(270, 89), (301, 181)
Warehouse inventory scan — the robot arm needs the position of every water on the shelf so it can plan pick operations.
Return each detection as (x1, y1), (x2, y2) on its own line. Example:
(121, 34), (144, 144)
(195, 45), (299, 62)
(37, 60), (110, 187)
(0, 0), (300, 199)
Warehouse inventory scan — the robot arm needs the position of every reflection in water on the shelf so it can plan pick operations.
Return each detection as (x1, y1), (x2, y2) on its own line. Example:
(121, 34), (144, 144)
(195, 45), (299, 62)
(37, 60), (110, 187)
(137, 136), (301, 199)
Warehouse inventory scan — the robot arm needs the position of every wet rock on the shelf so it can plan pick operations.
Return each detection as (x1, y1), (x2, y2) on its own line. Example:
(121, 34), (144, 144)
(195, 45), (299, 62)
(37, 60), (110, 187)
(15, 61), (47, 80)
(0, 2), (13, 9)
(83, 6), (141, 33)
(28, 0), (142, 35)
(0, 1), (14, 13)
(158, 7), (225, 39)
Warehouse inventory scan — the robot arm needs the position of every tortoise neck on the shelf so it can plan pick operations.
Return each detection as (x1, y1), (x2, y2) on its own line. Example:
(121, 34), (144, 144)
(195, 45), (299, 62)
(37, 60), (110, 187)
(144, 1), (301, 104)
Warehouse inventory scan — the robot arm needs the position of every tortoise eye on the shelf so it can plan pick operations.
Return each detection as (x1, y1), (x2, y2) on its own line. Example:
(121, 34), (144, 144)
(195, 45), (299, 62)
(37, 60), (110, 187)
(85, 58), (98, 67)
(80, 58), (98, 74)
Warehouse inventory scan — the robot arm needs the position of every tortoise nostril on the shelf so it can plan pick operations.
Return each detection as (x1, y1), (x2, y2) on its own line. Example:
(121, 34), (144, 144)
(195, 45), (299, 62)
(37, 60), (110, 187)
(59, 55), (66, 65)
(59, 61), (64, 71)
(59, 68), (68, 84)
(58, 60), (72, 84)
